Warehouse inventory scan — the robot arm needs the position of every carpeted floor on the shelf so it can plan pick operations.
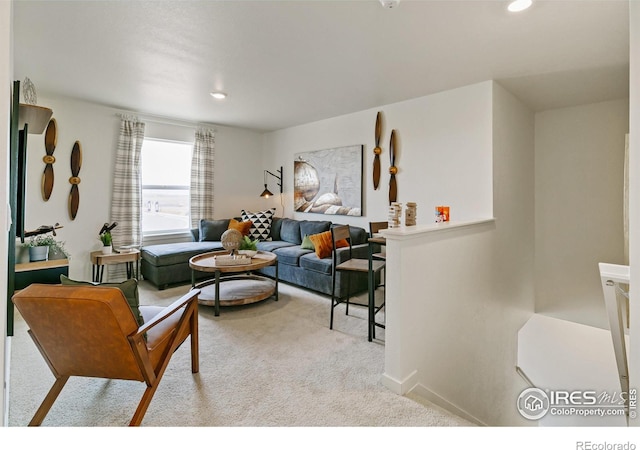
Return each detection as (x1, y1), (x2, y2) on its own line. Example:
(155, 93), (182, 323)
(7, 279), (473, 427)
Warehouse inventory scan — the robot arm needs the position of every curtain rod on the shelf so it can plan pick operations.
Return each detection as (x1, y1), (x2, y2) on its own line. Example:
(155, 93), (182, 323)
(115, 112), (217, 132)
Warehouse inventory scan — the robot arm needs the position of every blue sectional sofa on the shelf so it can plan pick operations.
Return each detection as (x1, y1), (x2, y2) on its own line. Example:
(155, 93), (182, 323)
(140, 217), (373, 298)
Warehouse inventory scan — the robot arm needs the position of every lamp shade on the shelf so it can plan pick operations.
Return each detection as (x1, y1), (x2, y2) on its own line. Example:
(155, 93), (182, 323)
(19, 103), (53, 134)
(260, 185), (274, 198)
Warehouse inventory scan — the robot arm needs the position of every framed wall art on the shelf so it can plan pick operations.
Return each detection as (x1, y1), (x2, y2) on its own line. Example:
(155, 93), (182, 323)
(293, 145), (363, 216)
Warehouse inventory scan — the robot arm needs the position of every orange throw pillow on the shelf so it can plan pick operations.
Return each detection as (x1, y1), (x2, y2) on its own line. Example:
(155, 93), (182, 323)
(228, 218), (252, 236)
(308, 231), (349, 259)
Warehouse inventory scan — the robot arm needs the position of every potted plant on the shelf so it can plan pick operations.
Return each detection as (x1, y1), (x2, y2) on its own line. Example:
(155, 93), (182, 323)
(23, 234), (69, 262)
(99, 230), (112, 255)
(24, 234), (69, 262)
(238, 236), (258, 257)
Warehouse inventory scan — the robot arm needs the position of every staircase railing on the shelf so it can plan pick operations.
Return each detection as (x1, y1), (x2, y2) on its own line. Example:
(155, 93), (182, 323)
(598, 263), (630, 398)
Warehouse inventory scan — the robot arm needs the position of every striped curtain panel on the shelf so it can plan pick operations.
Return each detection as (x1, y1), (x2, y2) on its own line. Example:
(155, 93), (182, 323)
(110, 116), (145, 258)
(190, 127), (215, 228)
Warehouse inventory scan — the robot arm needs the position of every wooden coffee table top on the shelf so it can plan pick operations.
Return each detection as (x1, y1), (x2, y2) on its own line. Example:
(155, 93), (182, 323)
(189, 250), (276, 273)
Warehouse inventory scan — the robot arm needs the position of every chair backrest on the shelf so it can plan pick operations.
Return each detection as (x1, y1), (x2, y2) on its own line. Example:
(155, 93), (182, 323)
(369, 221), (388, 236)
(12, 284), (146, 381)
(330, 224), (352, 263)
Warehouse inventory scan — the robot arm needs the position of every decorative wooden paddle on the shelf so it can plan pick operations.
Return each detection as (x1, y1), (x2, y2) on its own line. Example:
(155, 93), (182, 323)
(389, 129), (398, 204)
(373, 111), (382, 190)
(42, 118), (57, 201)
(68, 141), (82, 220)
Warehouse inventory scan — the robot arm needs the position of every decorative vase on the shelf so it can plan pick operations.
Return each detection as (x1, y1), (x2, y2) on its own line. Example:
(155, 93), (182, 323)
(29, 245), (49, 262)
(101, 245), (112, 255)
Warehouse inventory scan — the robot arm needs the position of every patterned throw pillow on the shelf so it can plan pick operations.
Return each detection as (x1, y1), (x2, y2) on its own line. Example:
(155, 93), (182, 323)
(308, 231), (349, 259)
(241, 208), (275, 241)
(228, 218), (252, 236)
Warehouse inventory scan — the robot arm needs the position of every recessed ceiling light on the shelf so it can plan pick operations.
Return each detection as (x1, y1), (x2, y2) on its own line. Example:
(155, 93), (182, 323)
(210, 92), (227, 100)
(508, 0), (532, 12)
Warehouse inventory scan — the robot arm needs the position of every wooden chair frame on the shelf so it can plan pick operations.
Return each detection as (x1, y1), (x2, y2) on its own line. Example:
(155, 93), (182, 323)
(12, 285), (200, 426)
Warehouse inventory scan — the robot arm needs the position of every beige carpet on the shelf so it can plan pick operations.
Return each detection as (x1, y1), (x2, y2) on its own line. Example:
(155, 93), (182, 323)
(7, 279), (473, 427)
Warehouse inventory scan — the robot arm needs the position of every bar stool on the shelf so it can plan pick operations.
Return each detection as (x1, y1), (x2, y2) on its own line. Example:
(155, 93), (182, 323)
(330, 224), (385, 340)
(368, 222), (387, 341)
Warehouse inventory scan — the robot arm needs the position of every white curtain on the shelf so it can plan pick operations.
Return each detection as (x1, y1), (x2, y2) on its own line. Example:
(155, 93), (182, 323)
(110, 116), (145, 253)
(190, 127), (215, 228)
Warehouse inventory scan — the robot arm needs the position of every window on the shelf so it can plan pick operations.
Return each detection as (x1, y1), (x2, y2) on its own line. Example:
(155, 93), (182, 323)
(141, 138), (193, 235)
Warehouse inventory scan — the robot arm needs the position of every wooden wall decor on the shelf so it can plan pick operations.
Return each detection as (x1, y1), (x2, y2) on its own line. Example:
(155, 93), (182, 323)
(42, 118), (57, 200)
(69, 141), (82, 220)
(373, 111), (383, 190)
(389, 129), (398, 204)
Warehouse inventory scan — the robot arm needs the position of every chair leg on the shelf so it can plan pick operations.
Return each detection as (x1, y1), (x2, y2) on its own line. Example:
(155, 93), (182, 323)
(29, 375), (69, 426)
(330, 271), (337, 329)
(345, 272), (351, 316)
(190, 303), (199, 374)
(130, 383), (160, 426)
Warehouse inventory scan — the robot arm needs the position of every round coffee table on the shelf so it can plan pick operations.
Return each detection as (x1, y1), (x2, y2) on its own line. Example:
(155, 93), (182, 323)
(189, 250), (278, 316)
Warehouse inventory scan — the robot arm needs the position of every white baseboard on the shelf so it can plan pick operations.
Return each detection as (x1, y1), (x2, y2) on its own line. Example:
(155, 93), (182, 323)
(409, 383), (486, 426)
(381, 369), (419, 395)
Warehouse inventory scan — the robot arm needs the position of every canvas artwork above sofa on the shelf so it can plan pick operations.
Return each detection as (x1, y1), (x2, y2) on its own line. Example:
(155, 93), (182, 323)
(140, 209), (372, 299)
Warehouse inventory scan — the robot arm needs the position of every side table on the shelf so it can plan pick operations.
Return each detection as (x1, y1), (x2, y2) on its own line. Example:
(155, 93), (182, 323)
(90, 250), (140, 283)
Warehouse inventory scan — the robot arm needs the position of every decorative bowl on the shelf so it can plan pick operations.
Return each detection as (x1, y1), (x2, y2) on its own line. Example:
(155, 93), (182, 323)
(238, 250), (257, 257)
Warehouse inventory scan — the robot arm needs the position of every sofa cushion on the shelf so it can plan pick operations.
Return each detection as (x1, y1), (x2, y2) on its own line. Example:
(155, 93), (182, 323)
(299, 252), (333, 275)
(273, 245), (313, 267)
(270, 217), (284, 241)
(141, 241), (223, 267)
(199, 219), (230, 242)
(299, 220), (331, 242)
(60, 275), (144, 326)
(280, 218), (302, 244)
(241, 208), (275, 241)
(228, 218), (252, 236)
(256, 240), (296, 253)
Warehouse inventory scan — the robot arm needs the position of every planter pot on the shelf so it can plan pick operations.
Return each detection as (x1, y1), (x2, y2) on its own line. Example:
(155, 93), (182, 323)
(101, 246), (112, 255)
(48, 247), (67, 260)
(29, 245), (49, 262)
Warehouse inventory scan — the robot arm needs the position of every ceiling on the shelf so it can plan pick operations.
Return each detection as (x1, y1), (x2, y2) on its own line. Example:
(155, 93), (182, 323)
(12, 0), (630, 132)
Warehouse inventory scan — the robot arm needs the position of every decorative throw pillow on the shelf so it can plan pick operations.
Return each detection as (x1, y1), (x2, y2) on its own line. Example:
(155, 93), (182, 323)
(60, 275), (144, 326)
(199, 219), (231, 242)
(228, 218), (252, 236)
(308, 231), (349, 259)
(241, 208), (275, 241)
(301, 234), (315, 250)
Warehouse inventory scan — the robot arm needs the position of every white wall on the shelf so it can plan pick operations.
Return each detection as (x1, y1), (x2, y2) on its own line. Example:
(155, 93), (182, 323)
(628, 0), (640, 427)
(262, 81), (494, 227)
(0, 0), (12, 428)
(263, 81), (535, 425)
(22, 95), (263, 281)
(383, 82), (535, 426)
(535, 99), (629, 329)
